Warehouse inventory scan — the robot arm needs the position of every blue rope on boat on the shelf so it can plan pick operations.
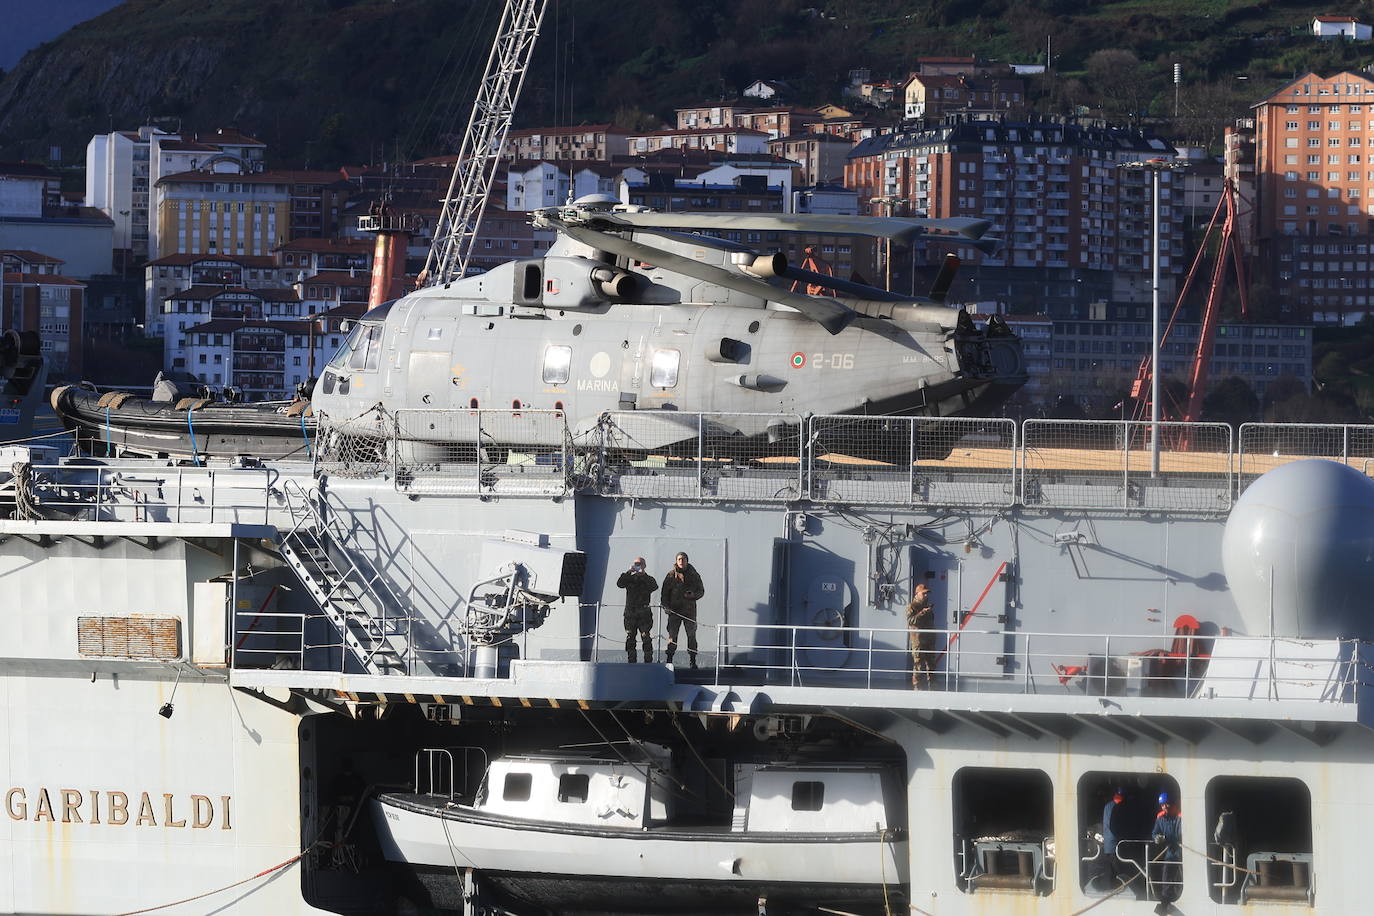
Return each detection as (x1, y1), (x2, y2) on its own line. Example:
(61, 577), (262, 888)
(104, 405), (113, 457)
(300, 414), (312, 458)
(187, 407), (201, 466)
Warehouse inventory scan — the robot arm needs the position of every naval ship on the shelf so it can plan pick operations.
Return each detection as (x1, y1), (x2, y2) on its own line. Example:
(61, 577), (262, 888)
(5, 4), (1367, 914)
(1, 342), (1369, 914)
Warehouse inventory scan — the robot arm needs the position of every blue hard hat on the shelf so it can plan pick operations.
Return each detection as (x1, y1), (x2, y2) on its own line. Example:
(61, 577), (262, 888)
(1157, 791), (1170, 806)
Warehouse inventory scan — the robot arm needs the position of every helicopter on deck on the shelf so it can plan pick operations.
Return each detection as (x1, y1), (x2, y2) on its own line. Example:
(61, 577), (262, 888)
(313, 195), (1026, 451)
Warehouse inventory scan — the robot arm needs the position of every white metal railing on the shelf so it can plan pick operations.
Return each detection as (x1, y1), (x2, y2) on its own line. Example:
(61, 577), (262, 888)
(598, 411), (804, 503)
(1020, 419), (1232, 511)
(27, 417), (1374, 516)
(709, 623), (1363, 702)
(1239, 422), (1374, 487)
(394, 408), (570, 498)
(25, 463), (279, 524)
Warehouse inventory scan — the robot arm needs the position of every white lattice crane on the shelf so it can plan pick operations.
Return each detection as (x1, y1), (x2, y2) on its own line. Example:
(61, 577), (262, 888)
(422, 0), (549, 286)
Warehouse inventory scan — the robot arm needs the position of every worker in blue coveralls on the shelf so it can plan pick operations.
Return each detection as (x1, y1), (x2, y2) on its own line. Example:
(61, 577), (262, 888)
(1100, 786), (1129, 887)
(1151, 792), (1182, 914)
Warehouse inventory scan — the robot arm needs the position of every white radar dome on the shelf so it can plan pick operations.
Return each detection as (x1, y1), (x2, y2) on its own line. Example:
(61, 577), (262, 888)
(1221, 459), (1374, 639)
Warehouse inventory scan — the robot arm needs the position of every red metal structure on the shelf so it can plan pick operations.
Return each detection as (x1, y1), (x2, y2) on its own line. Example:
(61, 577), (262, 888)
(789, 245), (834, 297)
(1128, 180), (1249, 440)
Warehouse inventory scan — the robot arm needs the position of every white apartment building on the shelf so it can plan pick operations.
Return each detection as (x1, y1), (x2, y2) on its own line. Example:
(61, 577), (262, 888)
(86, 126), (266, 260)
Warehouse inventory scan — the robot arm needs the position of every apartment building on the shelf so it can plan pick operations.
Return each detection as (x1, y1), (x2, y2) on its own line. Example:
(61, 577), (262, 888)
(901, 73), (1026, 122)
(1251, 70), (1374, 322)
(504, 125), (632, 161)
(0, 265), (84, 377)
(87, 126), (266, 261)
(154, 171), (292, 259)
(142, 253), (277, 337)
(735, 108), (822, 139)
(766, 134), (854, 185)
(626, 127), (769, 156)
(674, 105), (751, 130)
(845, 118), (1182, 314)
(179, 319), (321, 398)
(163, 285), (304, 372)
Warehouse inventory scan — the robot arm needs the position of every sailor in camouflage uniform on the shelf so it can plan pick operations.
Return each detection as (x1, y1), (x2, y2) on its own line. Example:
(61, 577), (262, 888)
(616, 557), (657, 663)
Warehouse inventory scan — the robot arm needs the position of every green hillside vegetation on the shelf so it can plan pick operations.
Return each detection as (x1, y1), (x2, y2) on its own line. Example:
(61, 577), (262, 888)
(4, 0), (1374, 169)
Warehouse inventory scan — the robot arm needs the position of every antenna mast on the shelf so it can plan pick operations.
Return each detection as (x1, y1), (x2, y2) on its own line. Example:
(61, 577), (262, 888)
(424, 0), (549, 286)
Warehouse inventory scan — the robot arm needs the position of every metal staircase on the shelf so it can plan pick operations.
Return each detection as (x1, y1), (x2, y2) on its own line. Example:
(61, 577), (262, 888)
(280, 480), (413, 675)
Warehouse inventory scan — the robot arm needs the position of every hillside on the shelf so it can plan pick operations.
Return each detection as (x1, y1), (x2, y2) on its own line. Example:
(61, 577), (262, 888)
(3, 0), (1374, 170)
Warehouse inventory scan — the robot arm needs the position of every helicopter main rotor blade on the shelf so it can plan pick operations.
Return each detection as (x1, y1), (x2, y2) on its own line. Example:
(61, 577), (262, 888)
(778, 265), (910, 302)
(555, 221), (856, 335)
(588, 211), (992, 244)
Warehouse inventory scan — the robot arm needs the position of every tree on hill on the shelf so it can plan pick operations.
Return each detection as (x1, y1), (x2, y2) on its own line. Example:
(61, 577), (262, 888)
(1202, 376), (1260, 427)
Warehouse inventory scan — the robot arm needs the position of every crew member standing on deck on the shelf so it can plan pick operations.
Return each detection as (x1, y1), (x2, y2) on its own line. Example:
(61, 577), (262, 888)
(1101, 787), (1129, 887)
(661, 552), (705, 669)
(907, 581), (936, 689)
(616, 557), (657, 663)
(1152, 792), (1183, 914)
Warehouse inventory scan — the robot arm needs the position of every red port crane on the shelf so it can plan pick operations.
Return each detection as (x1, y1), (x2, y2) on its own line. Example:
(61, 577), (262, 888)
(1128, 179), (1249, 445)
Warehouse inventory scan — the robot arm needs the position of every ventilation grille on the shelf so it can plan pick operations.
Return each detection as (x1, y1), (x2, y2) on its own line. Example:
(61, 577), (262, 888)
(77, 616), (181, 660)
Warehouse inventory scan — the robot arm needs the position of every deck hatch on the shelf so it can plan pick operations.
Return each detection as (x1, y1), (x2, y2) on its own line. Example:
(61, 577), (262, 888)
(77, 616), (181, 660)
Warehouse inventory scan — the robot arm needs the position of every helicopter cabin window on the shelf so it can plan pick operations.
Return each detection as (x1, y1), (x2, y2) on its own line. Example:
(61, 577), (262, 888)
(650, 349), (680, 388)
(542, 345), (572, 385)
(557, 773), (590, 804)
(502, 772), (532, 802)
(791, 781), (824, 812)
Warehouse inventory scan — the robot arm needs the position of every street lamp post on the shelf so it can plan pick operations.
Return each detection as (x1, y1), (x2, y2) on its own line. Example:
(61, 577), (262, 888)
(1120, 158), (1186, 477)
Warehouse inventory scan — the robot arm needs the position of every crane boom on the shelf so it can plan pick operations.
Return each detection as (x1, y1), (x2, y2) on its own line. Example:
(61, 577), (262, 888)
(423, 0), (549, 286)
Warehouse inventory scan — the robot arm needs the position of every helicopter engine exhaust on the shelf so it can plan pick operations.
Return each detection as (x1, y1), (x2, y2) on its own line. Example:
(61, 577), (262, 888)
(740, 253), (787, 279)
(590, 265), (639, 299)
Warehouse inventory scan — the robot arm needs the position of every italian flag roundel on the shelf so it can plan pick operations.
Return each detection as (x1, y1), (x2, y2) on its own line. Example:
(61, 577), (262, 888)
(791, 352), (806, 368)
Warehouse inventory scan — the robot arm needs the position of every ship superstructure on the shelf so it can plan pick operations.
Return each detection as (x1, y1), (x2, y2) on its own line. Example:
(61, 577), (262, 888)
(1, 414), (1369, 914)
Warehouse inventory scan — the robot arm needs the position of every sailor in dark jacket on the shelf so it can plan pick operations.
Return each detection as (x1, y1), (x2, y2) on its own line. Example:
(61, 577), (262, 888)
(616, 557), (657, 663)
(661, 552), (705, 669)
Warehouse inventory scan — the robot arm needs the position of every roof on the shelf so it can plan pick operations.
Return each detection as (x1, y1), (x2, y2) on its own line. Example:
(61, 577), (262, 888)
(507, 124), (631, 137)
(271, 169), (349, 184)
(0, 250), (63, 264)
(156, 169), (298, 186)
(628, 127), (770, 138)
(1314, 16), (1358, 23)
(740, 106), (820, 117)
(847, 120), (1171, 160)
(165, 285), (300, 302)
(184, 319), (311, 335)
(299, 271), (372, 285)
(314, 303), (369, 320)
(146, 253), (277, 268)
(1252, 70), (1374, 107)
(274, 237), (372, 254)
(0, 162), (57, 179)
(157, 140), (223, 153)
(197, 128), (265, 147)
(1, 272), (82, 286)
(768, 133), (855, 145)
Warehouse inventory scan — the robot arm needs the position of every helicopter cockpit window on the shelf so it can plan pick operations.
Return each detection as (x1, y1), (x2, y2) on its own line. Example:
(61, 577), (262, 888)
(345, 324), (382, 372)
(650, 349), (680, 389)
(326, 323), (364, 371)
(542, 345), (572, 385)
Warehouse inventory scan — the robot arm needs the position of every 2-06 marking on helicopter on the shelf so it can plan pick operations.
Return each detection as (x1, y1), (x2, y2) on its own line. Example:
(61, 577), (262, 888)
(808, 353), (855, 370)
